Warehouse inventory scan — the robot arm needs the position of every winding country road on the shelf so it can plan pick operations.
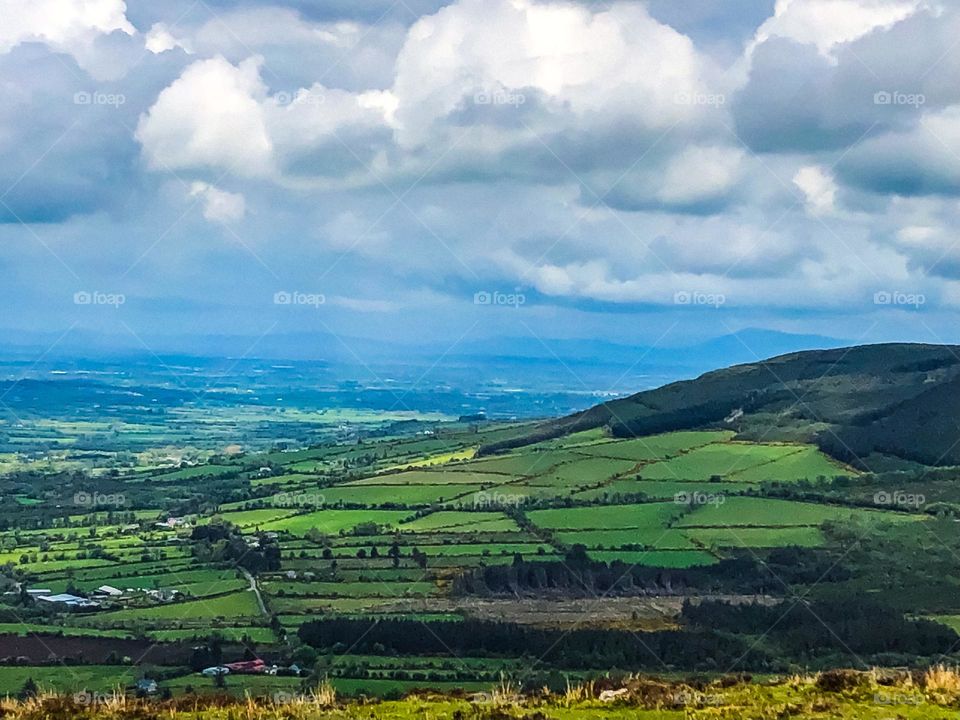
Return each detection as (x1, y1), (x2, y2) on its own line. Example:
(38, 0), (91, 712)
(241, 568), (268, 617)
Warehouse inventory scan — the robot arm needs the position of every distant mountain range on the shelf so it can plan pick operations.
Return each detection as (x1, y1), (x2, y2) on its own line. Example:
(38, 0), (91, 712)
(480, 343), (960, 470)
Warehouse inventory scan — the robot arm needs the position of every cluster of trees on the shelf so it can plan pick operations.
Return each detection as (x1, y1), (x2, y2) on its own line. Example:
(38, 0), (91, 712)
(452, 546), (848, 597)
(683, 597), (958, 660)
(191, 522), (280, 574)
(297, 595), (959, 672)
(299, 617), (767, 671)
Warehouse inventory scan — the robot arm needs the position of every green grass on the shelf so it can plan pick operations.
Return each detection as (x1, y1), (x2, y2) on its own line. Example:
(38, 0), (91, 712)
(348, 470), (506, 486)
(318, 483), (484, 507)
(146, 627), (277, 642)
(554, 528), (696, 549)
(0, 623), (134, 639)
(455, 451), (582, 477)
(527, 502), (684, 530)
(398, 511), (520, 533)
(89, 591), (261, 623)
(574, 430), (734, 461)
(262, 581), (437, 598)
(728, 445), (854, 482)
(0, 666), (140, 694)
(574, 479), (753, 500)
(260, 510), (413, 536)
(586, 549), (718, 567)
(639, 442), (800, 481)
(206, 508), (300, 527)
(150, 464), (239, 482)
(524, 456), (638, 487)
(676, 496), (918, 528)
(682, 526), (826, 548)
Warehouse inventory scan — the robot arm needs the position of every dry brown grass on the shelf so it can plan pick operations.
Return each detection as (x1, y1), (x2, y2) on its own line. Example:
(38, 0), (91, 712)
(560, 679), (594, 705)
(923, 664), (960, 693)
(489, 673), (521, 706)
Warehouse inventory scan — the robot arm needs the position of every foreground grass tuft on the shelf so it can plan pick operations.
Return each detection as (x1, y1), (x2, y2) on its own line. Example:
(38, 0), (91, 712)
(4, 672), (960, 719)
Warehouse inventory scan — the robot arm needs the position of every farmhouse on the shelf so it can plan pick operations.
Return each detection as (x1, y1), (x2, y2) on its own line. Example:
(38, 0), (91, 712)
(36, 593), (100, 609)
(135, 679), (158, 694)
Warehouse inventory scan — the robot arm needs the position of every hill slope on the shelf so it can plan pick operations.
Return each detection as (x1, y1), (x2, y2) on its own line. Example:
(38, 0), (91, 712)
(479, 343), (960, 469)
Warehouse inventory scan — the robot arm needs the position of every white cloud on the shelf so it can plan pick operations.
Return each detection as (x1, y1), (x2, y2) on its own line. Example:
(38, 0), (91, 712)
(322, 211), (390, 252)
(391, 0), (722, 148)
(145, 23), (191, 54)
(793, 165), (838, 215)
(751, 0), (928, 58)
(136, 56), (274, 178)
(657, 146), (744, 206)
(189, 182), (246, 224)
(134, 0), (733, 208)
(0, 0), (135, 55)
(897, 225), (938, 244)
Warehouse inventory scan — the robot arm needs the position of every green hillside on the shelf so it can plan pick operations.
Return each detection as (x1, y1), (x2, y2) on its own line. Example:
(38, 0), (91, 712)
(480, 343), (960, 469)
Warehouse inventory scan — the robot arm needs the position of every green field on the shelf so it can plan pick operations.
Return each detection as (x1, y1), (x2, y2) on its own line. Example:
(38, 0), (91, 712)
(0, 421), (944, 699)
(261, 510), (413, 535)
(89, 591), (262, 623)
(676, 496), (915, 528)
(527, 502), (684, 530)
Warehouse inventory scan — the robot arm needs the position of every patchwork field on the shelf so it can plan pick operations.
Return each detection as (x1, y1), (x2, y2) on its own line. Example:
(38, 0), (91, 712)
(4, 421), (938, 700)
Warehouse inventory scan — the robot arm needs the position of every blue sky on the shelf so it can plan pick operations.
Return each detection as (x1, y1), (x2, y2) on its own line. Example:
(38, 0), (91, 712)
(2, 0), (960, 361)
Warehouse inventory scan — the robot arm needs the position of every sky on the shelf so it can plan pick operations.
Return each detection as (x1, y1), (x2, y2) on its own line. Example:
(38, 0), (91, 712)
(2, 0), (960, 363)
